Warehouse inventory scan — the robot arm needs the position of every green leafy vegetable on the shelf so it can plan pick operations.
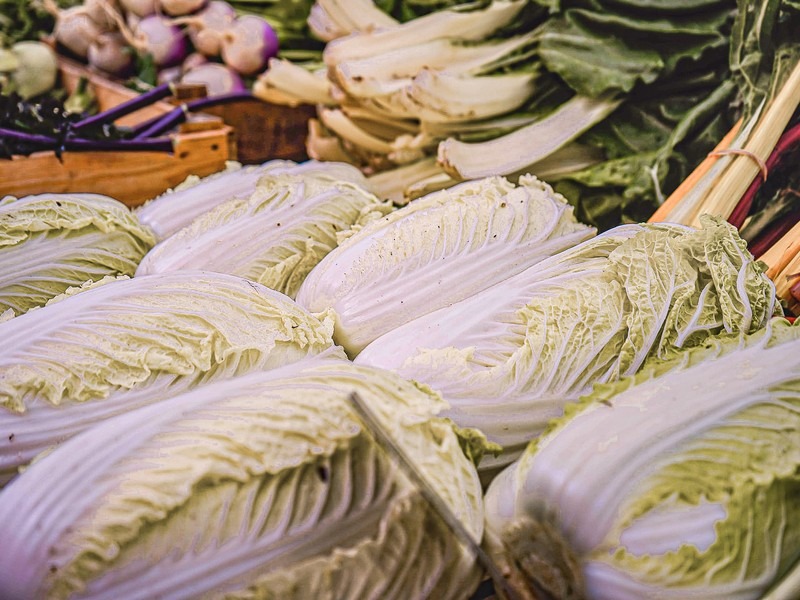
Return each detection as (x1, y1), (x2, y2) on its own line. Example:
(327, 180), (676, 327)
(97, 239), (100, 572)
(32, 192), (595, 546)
(0, 271), (340, 484)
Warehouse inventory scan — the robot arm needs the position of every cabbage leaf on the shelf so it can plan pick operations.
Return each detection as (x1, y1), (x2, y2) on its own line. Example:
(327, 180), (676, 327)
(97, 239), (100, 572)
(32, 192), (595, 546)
(356, 216), (780, 472)
(483, 317), (800, 600)
(136, 172), (389, 299)
(0, 271), (340, 484)
(0, 193), (155, 317)
(296, 175), (595, 355)
(0, 358), (484, 599)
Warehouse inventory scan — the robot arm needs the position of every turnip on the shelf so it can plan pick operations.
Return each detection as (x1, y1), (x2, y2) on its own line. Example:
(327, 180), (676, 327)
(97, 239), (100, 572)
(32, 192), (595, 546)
(52, 6), (106, 58)
(83, 0), (121, 31)
(133, 15), (189, 68)
(181, 62), (245, 97)
(119, 0), (157, 17)
(220, 15), (278, 76)
(2, 42), (58, 99)
(157, 65), (183, 85)
(88, 32), (135, 77)
(182, 51), (208, 72)
(158, 0), (207, 17)
(175, 0), (236, 58)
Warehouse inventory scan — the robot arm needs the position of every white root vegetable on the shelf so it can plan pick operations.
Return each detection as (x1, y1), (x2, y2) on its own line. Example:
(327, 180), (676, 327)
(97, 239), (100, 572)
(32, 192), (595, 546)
(181, 62), (245, 96)
(158, 0), (207, 17)
(220, 15), (278, 76)
(179, 0), (236, 57)
(52, 6), (106, 58)
(87, 32), (134, 77)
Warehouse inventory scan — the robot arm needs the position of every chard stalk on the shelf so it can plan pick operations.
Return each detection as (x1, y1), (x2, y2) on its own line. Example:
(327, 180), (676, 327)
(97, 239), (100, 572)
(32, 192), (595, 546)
(689, 59), (800, 227)
(437, 94), (621, 180)
(308, 0), (398, 42)
(323, 0), (525, 66)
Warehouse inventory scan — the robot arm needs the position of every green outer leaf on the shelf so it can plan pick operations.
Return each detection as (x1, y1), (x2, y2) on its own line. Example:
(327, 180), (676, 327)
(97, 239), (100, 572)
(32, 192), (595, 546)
(0, 193), (155, 316)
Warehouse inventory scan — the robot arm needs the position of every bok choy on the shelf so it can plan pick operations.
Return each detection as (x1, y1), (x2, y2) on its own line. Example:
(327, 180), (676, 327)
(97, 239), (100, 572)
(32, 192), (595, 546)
(0, 271), (339, 484)
(0, 358), (485, 599)
(484, 317), (800, 600)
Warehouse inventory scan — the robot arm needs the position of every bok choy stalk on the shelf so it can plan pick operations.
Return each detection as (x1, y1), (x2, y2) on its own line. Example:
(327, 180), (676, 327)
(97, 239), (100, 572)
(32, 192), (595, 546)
(0, 271), (340, 485)
(0, 193), (155, 318)
(135, 170), (389, 298)
(0, 358), (486, 599)
(355, 216), (780, 474)
(483, 317), (800, 600)
(296, 174), (595, 356)
(135, 159), (371, 241)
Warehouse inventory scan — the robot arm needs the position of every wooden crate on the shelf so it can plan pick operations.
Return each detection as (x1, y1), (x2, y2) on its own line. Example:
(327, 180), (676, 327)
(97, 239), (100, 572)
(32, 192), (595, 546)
(0, 58), (235, 208)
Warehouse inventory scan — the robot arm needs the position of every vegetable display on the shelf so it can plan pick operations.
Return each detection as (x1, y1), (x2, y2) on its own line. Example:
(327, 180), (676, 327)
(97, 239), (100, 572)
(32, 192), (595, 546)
(256, 0), (739, 229)
(0, 270), (339, 484)
(0, 358), (485, 599)
(355, 216), (779, 472)
(0, 192), (155, 317)
(483, 317), (800, 600)
(296, 174), (595, 356)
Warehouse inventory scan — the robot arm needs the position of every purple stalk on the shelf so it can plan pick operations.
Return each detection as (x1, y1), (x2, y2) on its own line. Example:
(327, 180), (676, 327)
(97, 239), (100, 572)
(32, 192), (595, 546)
(729, 122), (800, 229)
(132, 90), (253, 139)
(0, 128), (174, 153)
(70, 82), (175, 133)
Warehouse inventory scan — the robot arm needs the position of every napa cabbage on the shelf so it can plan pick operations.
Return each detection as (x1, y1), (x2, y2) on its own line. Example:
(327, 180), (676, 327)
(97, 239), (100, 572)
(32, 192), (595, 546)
(136, 159), (373, 241)
(136, 171), (389, 299)
(0, 358), (485, 600)
(296, 175), (595, 356)
(356, 216), (780, 473)
(0, 193), (155, 317)
(0, 271), (340, 484)
(483, 317), (800, 600)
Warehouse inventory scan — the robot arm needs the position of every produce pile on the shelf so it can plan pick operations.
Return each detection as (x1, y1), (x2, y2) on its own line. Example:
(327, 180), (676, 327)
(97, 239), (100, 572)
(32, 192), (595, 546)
(0, 155), (798, 598)
(1, 0), (800, 598)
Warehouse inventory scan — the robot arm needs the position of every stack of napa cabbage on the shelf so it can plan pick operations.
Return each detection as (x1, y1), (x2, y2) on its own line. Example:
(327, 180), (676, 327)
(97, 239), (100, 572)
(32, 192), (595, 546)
(0, 157), (794, 598)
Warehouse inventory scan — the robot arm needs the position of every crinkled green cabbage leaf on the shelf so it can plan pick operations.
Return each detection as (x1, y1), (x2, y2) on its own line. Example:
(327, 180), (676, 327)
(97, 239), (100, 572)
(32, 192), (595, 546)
(297, 174), (595, 356)
(356, 216), (780, 472)
(0, 358), (484, 600)
(0, 193), (155, 317)
(484, 317), (800, 600)
(0, 271), (340, 484)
